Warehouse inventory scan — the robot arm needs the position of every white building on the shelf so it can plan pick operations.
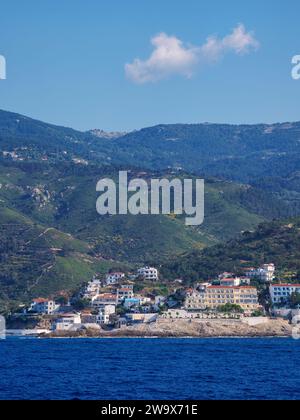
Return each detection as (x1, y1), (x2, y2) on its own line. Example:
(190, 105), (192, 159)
(83, 279), (101, 299)
(97, 305), (116, 325)
(220, 278), (241, 287)
(270, 284), (300, 305)
(184, 289), (206, 310)
(29, 299), (60, 315)
(246, 264), (275, 283)
(138, 296), (152, 306)
(105, 272), (125, 285)
(52, 313), (82, 331)
(137, 267), (159, 281)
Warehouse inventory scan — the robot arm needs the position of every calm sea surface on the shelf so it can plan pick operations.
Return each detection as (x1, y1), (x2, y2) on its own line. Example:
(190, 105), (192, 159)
(0, 337), (299, 400)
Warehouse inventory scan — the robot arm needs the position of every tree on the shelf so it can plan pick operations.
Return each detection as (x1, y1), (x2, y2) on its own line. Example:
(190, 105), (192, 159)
(217, 304), (244, 314)
(72, 298), (90, 311)
(54, 296), (68, 305)
(290, 292), (300, 308)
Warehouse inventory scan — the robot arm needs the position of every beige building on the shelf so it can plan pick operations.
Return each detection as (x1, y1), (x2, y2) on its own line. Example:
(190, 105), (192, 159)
(205, 286), (259, 311)
(185, 286), (260, 313)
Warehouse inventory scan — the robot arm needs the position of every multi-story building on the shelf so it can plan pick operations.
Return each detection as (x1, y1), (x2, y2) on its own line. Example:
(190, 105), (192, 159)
(137, 267), (159, 281)
(83, 279), (101, 299)
(92, 293), (117, 308)
(270, 284), (300, 305)
(138, 296), (152, 306)
(52, 313), (82, 331)
(205, 286), (259, 311)
(185, 289), (207, 310)
(29, 299), (60, 315)
(97, 305), (116, 325)
(246, 264), (275, 283)
(185, 286), (260, 313)
(117, 285), (134, 304)
(105, 272), (125, 285)
(220, 278), (241, 287)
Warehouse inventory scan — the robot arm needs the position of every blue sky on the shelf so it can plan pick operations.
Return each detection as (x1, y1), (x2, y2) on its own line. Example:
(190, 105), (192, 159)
(0, 0), (300, 131)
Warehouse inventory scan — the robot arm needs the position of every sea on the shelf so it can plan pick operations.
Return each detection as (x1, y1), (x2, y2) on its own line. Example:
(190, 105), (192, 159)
(0, 337), (299, 400)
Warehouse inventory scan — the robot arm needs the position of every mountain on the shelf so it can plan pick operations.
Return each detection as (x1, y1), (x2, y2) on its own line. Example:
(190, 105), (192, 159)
(161, 218), (300, 283)
(1, 109), (300, 309)
(0, 156), (291, 311)
(92, 122), (300, 213)
(108, 122), (300, 180)
(0, 158), (270, 258)
(0, 205), (130, 312)
(2, 109), (300, 203)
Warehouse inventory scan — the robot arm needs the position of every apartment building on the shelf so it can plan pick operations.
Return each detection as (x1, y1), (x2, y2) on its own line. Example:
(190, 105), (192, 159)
(270, 284), (300, 305)
(185, 289), (207, 310)
(97, 305), (116, 325)
(117, 285), (134, 304)
(137, 267), (159, 281)
(52, 313), (82, 331)
(92, 293), (117, 308)
(205, 286), (259, 311)
(246, 264), (275, 283)
(219, 277), (251, 287)
(83, 279), (101, 299)
(105, 272), (125, 285)
(29, 299), (60, 315)
(185, 286), (260, 312)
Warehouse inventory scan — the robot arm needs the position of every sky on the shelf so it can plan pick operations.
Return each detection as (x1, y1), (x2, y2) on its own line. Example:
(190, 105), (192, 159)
(0, 0), (300, 132)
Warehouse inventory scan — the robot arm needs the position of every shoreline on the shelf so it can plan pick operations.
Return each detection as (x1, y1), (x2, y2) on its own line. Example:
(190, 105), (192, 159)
(6, 318), (293, 340)
(39, 334), (292, 340)
(6, 332), (292, 340)
(42, 317), (293, 339)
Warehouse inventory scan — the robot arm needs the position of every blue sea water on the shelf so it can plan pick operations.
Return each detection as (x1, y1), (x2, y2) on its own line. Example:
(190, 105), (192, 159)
(0, 337), (299, 400)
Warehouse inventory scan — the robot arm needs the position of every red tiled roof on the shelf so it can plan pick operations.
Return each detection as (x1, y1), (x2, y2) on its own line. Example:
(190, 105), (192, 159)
(33, 298), (48, 303)
(271, 284), (300, 288)
(207, 286), (256, 290)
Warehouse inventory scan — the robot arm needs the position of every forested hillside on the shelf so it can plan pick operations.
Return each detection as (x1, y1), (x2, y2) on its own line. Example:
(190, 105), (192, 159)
(161, 219), (300, 283)
(1, 109), (300, 309)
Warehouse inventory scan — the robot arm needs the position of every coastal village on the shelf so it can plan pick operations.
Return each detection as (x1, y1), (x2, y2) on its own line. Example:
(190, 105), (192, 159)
(6, 262), (300, 337)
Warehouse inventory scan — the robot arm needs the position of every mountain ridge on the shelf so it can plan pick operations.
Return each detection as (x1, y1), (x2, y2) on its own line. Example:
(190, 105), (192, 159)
(1, 109), (300, 310)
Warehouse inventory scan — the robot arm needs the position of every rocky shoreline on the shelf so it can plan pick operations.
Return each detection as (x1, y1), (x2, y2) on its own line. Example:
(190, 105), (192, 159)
(44, 318), (293, 339)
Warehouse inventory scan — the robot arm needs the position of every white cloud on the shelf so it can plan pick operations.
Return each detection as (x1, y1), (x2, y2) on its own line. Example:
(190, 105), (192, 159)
(125, 24), (259, 84)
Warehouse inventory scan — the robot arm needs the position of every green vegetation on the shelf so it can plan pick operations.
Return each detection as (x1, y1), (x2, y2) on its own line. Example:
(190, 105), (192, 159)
(290, 292), (300, 308)
(252, 310), (265, 317)
(72, 298), (91, 311)
(162, 218), (300, 283)
(217, 304), (244, 314)
(1, 110), (300, 310)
